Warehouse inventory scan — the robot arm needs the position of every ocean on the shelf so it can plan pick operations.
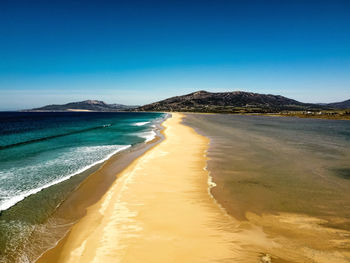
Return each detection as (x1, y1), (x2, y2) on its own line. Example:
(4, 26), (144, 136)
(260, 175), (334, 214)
(0, 111), (165, 262)
(184, 114), (350, 262)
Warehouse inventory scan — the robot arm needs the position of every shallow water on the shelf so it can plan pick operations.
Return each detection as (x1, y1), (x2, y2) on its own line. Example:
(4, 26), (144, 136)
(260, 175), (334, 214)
(184, 114), (350, 262)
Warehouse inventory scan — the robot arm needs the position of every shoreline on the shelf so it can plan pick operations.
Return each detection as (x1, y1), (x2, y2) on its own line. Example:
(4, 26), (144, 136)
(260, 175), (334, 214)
(32, 120), (166, 263)
(36, 113), (265, 263)
(0, 145), (132, 213)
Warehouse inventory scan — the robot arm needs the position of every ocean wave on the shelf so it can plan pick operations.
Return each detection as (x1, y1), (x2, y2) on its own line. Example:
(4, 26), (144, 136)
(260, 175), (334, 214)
(136, 130), (157, 143)
(132, 121), (150, 126)
(0, 144), (131, 212)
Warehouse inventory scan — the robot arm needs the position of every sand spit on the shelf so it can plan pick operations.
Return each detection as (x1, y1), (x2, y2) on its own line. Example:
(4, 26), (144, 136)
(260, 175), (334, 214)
(36, 113), (350, 263)
(38, 113), (273, 263)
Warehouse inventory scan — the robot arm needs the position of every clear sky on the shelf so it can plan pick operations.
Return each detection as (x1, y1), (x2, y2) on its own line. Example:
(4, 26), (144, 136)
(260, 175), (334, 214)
(0, 0), (349, 110)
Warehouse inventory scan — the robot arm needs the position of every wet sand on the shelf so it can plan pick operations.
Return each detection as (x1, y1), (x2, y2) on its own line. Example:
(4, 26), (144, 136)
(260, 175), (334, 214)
(183, 113), (350, 263)
(37, 113), (273, 263)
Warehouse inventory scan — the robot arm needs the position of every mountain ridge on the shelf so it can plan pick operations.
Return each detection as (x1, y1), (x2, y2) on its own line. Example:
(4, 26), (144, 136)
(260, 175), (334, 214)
(325, 99), (350, 109)
(136, 90), (328, 113)
(26, 100), (138, 112)
(23, 92), (349, 113)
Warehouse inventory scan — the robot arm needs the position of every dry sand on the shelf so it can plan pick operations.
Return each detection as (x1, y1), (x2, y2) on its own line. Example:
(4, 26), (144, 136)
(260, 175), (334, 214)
(37, 113), (271, 263)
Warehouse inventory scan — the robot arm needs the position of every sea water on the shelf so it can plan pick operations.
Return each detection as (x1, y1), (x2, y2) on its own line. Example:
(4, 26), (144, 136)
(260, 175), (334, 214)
(0, 111), (164, 262)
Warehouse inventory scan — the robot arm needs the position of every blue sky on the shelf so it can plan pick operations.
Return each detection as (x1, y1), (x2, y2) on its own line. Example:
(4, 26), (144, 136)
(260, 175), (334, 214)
(0, 0), (349, 110)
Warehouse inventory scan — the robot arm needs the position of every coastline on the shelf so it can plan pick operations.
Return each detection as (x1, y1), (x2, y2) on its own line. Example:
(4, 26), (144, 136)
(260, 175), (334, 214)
(36, 113), (265, 263)
(30, 120), (166, 263)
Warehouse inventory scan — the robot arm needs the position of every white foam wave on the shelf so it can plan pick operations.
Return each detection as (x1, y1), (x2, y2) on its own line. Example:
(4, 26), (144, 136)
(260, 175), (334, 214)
(132, 122), (150, 126)
(137, 130), (157, 143)
(0, 145), (131, 212)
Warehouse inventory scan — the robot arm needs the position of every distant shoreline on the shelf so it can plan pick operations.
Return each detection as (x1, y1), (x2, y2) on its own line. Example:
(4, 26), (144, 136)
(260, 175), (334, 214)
(13, 109), (350, 121)
(159, 110), (350, 121)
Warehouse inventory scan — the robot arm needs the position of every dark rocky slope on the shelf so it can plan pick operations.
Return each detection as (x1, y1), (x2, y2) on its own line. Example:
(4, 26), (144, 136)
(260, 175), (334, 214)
(28, 100), (137, 112)
(137, 90), (323, 113)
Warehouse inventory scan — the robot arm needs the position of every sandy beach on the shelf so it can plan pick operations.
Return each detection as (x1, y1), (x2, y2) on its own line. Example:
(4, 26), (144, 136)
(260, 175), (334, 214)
(34, 112), (350, 263)
(37, 113), (269, 263)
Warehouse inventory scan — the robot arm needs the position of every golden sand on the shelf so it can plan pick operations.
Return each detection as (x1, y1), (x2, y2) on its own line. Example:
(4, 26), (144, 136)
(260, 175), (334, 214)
(38, 113), (271, 263)
(37, 113), (350, 263)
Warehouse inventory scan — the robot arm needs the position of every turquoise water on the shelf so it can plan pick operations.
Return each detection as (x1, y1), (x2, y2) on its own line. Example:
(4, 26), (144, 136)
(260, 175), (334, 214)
(0, 111), (164, 262)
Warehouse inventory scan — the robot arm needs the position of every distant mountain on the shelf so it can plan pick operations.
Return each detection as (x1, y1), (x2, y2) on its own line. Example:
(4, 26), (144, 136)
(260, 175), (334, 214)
(24, 94), (349, 114)
(27, 100), (138, 112)
(136, 90), (323, 113)
(325, 99), (350, 109)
